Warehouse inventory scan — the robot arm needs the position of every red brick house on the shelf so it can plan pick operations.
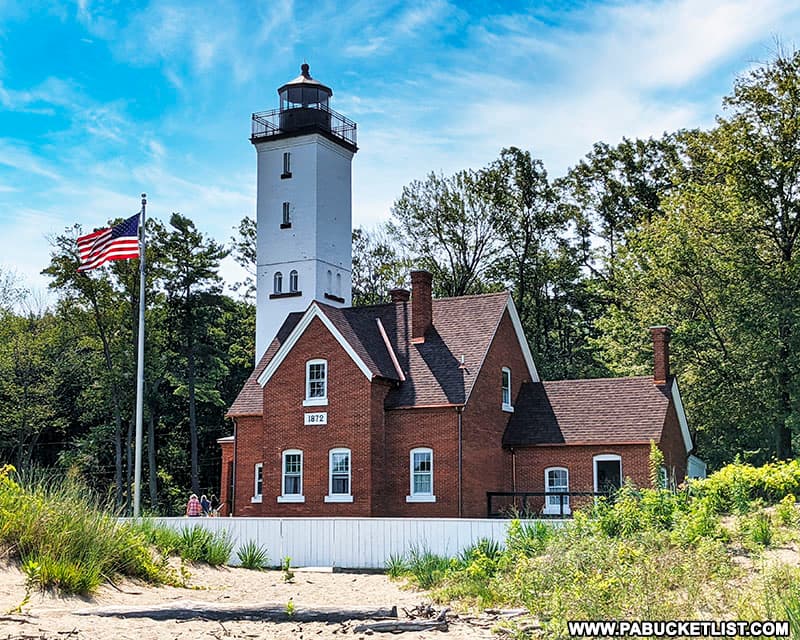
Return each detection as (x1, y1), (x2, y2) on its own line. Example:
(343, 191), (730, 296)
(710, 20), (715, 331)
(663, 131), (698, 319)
(220, 271), (692, 518)
(219, 65), (694, 518)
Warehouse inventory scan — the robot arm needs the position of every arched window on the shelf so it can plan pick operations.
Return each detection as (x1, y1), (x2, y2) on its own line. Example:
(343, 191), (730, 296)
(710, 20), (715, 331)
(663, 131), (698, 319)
(278, 449), (304, 503)
(544, 467), (570, 514)
(274, 271), (283, 294)
(325, 448), (353, 502)
(289, 270), (298, 292)
(336, 272), (342, 296)
(406, 447), (435, 502)
(327, 270), (332, 292)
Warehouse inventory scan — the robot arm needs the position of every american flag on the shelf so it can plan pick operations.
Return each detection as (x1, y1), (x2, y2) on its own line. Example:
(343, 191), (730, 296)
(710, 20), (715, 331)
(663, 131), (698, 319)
(77, 213), (141, 271)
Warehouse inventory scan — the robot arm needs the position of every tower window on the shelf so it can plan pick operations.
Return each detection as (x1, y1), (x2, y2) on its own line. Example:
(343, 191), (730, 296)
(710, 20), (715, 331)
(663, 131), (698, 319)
(281, 152), (292, 179)
(289, 270), (298, 292)
(336, 273), (342, 296)
(281, 202), (291, 228)
(274, 271), (283, 294)
(327, 270), (332, 292)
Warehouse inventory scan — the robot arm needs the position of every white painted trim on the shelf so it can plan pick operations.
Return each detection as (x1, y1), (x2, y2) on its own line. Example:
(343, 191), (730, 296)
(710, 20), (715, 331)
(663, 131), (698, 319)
(258, 303), (373, 387)
(409, 447), (434, 499)
(305, 358), (328, 404)
(670, 378), (694, 453)
(253, 462), (263, 501)
(281, 449), (303, 501)
(328, 448), (352, 501)
(593, 454), (622, 493)
(217, 435), (234, 443)
(543, 466), (570, 515)
(505, 296), (540, 382)
(250, 496), (263, 503)
(376, 318), (406, 381)
(501, 366), (513, 411)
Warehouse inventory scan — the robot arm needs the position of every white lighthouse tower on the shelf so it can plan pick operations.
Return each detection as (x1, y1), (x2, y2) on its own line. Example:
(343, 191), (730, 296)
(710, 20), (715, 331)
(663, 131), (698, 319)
(251, 64), (358, 362)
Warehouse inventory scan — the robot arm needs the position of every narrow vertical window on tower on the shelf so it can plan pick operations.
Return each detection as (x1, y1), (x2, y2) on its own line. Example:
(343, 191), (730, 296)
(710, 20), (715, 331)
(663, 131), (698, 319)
(289, 270), (298, 292)
(336, 272), (342, 296)
(281, 202), (291, 228)
(282, 152), (292, 178)
(274, 272), (283, 294)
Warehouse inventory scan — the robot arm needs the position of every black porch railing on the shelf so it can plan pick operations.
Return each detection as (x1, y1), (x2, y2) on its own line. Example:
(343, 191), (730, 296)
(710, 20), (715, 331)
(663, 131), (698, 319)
(486, 491), (613, 518)
(251, 106), (357, 149)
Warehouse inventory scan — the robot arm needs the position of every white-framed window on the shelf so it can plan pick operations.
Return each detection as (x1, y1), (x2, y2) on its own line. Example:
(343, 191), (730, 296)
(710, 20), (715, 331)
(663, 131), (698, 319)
(283, 152), (291, 175)
(289, 270), (299, 292)
(278, 449), (304, 502)
(251, 462), (263, 503)
(501, 367), (513, 412)
(274, 271), (283, 293)
(593, 454), (623, 493)
(544, 467), (570, 514)
(658, 466), (669, 489)
(325, 448), (353, 503)
(282, 201), (291, 226)
(303, 359), (328, 406)
(406, 447), (435, 502)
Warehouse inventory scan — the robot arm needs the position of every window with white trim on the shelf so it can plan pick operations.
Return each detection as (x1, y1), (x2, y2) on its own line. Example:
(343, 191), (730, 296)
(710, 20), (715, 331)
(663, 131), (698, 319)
(289, 269), (299, 292)
(544, 467), (570, 514)
(278, 450), (303, 502)
(251, 462), (263, 503)
(406, 448), (435, 502)
(501, 367), (513, 411)
(304, 359), (327, 406)
(325, 448), (353, 502)
(273, 271), (283, 294)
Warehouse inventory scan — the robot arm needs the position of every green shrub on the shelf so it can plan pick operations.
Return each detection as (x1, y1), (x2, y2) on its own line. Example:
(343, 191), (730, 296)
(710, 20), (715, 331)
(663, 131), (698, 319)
(776, 494), (798, 526)
(237, 540), (269, 570)
(740, 512), (773, 548)
(671, 496), (724, 547)
(506, 520), (552, 557)
(405, 546), (449, 589)
(0, 465), (176, 594)
(692, 459), (800, 511)
(281, 556), (295, 583)
(386, 553), (409, 578)
(179, 526), (233, 565)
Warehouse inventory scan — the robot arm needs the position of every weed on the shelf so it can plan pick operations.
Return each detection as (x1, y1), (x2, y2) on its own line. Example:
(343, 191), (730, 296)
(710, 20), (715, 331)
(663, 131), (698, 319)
(282, 556), (295, 583)
(776, 494), (798, 527)
(237, 540), (269, 570)
(405, 546), (449, 589)
(386, 553), (408, 578)
(740, 513), (773, 548)
(285, 598), (296, 618)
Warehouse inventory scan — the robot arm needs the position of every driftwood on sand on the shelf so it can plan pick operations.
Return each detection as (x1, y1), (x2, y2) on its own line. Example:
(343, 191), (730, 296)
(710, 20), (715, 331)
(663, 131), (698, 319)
(353, 606), (449, 633)
(74, 600), (398, 623)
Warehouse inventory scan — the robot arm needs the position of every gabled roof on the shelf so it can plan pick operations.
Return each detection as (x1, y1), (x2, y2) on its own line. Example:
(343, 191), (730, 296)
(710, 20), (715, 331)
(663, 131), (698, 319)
(503, 376), (684, 447)
(227, 291), (536, 416)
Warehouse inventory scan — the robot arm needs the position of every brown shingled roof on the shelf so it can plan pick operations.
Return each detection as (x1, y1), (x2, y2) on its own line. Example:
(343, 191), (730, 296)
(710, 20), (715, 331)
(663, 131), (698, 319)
(502, 377), (672, 446)
(227, 292), (515, 416)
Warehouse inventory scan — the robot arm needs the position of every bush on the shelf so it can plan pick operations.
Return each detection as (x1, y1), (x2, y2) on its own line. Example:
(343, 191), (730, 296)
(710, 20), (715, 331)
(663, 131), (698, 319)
(405, 546), (449, 589)
(237, 540), (269, 570)
(740, 513), (773, 548)
(692, 459), (800, 511)
(506, 520), (553, 557)
(776, 494), (798, 526)
(386, 553), (409, 578)
(0, 465), (176, 594)
(179, 526), (234, 565)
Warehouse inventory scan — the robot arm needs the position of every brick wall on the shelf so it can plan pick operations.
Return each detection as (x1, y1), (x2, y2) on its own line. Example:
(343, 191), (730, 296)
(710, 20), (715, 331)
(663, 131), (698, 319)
(659, 397), (689, 483)
(461, 309), (529, 516)
(383, 407), (459, 516)
(231, 316), (382, 516)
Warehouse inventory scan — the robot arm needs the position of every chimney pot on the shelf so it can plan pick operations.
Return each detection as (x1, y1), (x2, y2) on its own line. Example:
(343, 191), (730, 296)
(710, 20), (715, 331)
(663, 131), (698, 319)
(411, 270), (433, 343)
(650, 326), (671, 385)
(389, 288), (410, 303)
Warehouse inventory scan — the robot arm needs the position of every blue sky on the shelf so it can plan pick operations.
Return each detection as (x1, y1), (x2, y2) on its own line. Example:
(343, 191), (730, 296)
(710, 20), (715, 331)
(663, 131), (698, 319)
(1, 0), (799, 298)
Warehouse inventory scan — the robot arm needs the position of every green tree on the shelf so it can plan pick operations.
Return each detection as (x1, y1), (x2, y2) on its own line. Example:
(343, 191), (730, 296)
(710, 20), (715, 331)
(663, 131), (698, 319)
(351, 227), (407, 306)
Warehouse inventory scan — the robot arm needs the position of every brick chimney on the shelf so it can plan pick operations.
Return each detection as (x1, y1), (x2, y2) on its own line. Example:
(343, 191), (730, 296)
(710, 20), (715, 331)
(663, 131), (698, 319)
(650, 326), (671, 385)
(389, 288), (410, 303)
(411, 270), (433, 343)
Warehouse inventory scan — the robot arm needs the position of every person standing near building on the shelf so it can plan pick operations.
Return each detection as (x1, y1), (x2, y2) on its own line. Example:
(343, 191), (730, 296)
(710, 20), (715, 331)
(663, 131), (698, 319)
(200, 494), (211, 516)
(186, 493), (202, 517)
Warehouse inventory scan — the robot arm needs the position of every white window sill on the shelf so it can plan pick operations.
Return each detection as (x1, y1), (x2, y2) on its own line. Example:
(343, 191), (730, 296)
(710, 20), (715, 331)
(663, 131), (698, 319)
(502, 404), (514, 413)
(277, 495), (305, 503)
(324, 494), (354, 503)
(303, 397), (328, 407)
(542, 508), (571, 516)
(250, 495), (263, 504)
(406, 495), (436, 503)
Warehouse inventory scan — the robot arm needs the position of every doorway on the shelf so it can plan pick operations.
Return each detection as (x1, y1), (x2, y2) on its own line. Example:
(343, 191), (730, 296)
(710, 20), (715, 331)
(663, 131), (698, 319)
(593, 454), (622, 493)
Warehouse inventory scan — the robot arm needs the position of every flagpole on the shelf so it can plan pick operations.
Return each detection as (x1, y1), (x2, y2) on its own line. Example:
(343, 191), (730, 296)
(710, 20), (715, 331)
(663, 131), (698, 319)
(133, 193), (146, 518)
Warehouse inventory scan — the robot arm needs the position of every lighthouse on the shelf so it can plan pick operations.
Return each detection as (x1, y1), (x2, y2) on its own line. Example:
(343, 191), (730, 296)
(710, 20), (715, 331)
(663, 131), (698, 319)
(251, 63), (358, 362)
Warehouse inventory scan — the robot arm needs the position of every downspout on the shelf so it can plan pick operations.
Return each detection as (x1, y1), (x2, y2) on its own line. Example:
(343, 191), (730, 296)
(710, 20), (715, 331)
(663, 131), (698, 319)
(231, 418), (238, 517)
(457, 406), (463, 518)
(511, 447), (517, 492)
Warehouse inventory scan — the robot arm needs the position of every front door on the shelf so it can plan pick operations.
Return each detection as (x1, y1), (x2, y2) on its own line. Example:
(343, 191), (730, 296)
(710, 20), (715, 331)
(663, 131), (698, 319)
(594, 457), (622, 493)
